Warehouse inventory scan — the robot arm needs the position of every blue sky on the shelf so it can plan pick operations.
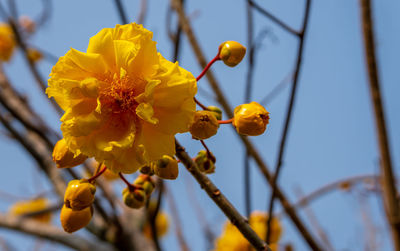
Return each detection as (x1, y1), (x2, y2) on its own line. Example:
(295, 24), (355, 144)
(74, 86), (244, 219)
(0, 0), (399, 250)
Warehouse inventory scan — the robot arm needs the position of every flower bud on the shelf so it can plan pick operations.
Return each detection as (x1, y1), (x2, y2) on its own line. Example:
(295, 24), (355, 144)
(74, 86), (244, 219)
(233, 102), (269, 136)
(207, 106), (223, 120)
(27, 48), (43, 63)
(189, 110), (219, 140)
(152, 155), (179, 180)
(0, 23), (15, 62)
(194, 150), (216, 174)
(134, 174), (155, 195)
(9, 198), (51, 223)
(122, 187), (147, 209)
(140, 164), (154, 175)
(60, 204), (93, 233)
(52, 139), (88, 168)
(64, 180), (96, 210)
(218, 41), (246, 67)
(143, 210), (169, 239)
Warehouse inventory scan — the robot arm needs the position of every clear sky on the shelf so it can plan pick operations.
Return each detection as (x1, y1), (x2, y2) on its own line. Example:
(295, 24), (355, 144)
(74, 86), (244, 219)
(1, 0), (399, 250)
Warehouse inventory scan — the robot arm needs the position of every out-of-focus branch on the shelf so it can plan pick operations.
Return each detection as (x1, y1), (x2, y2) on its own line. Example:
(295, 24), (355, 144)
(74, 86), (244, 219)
(165, 185), (190, 251)
(170, 0), (322, 249)
(248, 0), (299, 36)
(359, 0), (400, 249)
(266, 0), (312, 243)
(114, 0), (128, 24)
(0, 213), (116, 251)
(175, 139), (270, 251)
(260, 72), (293, 106)
(137, 0), (147, 25)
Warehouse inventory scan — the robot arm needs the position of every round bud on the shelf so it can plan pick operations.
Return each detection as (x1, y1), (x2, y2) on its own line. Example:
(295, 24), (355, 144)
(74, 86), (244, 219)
(52, 139), (87, 168)
(218, 41), (246, 67)
(152, 155), (179, 180)
(195, 150), (216, 174)
(122, 187), (147, 209)
(134, 175), (155, 195)
(189, 110), (219, 140)
(19, 16), (35, 33)
(233, 102), (269, 136)
(9, 198), (51, 223)
(143, 210), (170, 239)
(64, 180), (96, 210)
(0, 24), (15, 62)
(60, 204), (93, 233)
(27, 48), (42, 63)
(207, 106), (223, 120)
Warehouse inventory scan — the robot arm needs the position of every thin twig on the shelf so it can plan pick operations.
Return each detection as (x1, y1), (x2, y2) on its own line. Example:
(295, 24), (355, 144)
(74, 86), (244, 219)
(170, 0), (322, 249)
(175, 139), (270, 251)
(260, 72), (293, 106)
(248, 0), (299, 36)
(137, 0), (147, 25)
(114, 0), (128, 24)
(359, 0), (400, 249)
(266, 0), (312, 243)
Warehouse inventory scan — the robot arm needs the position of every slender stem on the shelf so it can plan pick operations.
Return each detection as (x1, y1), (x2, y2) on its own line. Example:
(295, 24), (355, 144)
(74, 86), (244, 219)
(148, 179), (163, 251)
(200, 139), (211, 156)
(194, 97), (208, 110)
(266, 0), (312, 243)
(359, 0), (400, 249)
(171, 0), (323, 249)
(118, 173), (135, 191)
(196, 55), (220, 82)
(87, 165), (107, 183)
(175, 139), (270, 251)
(218, 118), (233, 124)
(114, 0), (128, 24)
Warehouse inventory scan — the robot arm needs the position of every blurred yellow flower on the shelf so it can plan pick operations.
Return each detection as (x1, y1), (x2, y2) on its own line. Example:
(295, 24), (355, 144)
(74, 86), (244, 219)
(214, 211), (282, 251)
(0, 23), (15, 61)
(47, 23), (197, 173)
(143, 210), (169, 239)
(9, 197), (52, 224)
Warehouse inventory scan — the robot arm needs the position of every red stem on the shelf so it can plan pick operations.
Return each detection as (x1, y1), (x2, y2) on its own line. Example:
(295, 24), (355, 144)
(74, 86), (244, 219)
(119, 172), (136, 191)
(218, 118), (233, 124)
(87, 166), (107, 183)
(194, 97), (208, 110)
(196, 54), (220, 81)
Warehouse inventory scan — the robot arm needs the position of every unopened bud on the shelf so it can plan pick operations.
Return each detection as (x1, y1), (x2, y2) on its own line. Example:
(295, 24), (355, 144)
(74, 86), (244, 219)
(0, 24), (15, 62)
(189, 110), (219, 140)
(64, 180), (96, 210)
(27, 48), (42, 63)
(218, 41), (246, 67)
(52, 139), (87, 168)
(60, 204), (93, 233)
(19, 16), (35, 33)
(9, 198), (51, 223)
(233, 102), (269, 136)
(195, 150), (216, 174)
(122, 187), (147, 209)
(152, 155), (179, 180)
(134, 175), (155, 195)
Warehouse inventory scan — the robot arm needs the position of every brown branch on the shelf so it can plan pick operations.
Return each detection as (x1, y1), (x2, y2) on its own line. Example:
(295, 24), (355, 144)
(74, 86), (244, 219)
(170, 0), (322, 249)
(114, 0), (128, 24)
(137, 0), (147, 25)
(175, 139), (270, 251)
(266, 0), (312, 243)
(0, 213), (116, 251)
(359, 0), (400, 249)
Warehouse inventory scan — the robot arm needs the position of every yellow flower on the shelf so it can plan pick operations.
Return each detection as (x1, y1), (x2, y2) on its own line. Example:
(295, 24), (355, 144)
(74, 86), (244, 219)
(213, 211), (282, 251)
(47, 23), (197, 174)
(233, 102), (269, 136)
(9, 198), (52, 224)
(0, 23), (15, 61)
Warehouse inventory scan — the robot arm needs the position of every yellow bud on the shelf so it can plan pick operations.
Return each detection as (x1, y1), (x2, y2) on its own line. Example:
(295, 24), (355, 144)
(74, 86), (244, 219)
(207, 106), (223, 120)
(134, 175), (155, 195)
(27, 48), (43, 63)
(195, 150), (216, 174)
(64, 180), (96, 210)
(140, 165), (153, 175)
(60, 204), (93, 233)
(0, 23), (15, 62)
(189, 110), (219, 140)
(233, 102), (269, 136)
(19, 16), (35, 33)
(9, 198), (51, 224)
(152, 155), (179, 180)
(218, 41), (246, 67)
(122, 187), (147, 209)
(52, 138), (88, 168)
(143, 210), (169, 239)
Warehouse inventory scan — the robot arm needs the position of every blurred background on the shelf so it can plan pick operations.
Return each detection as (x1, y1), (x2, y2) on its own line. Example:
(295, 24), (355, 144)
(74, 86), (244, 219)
(0, 0), (399, 250)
